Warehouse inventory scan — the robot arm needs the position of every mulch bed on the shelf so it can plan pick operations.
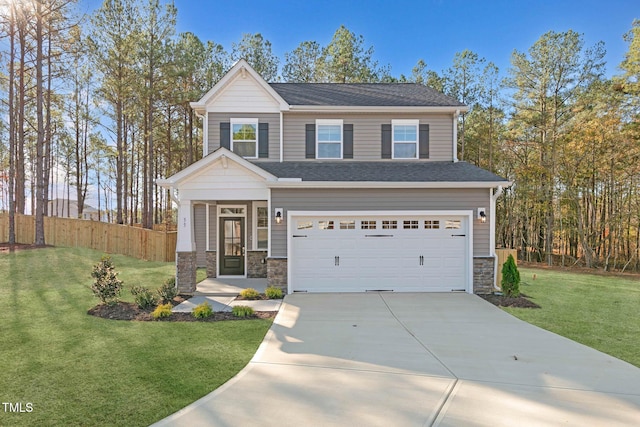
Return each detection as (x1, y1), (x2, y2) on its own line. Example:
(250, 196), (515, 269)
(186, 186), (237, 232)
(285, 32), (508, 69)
(478, 293), (541, 309)
(87, 299), (277, 322)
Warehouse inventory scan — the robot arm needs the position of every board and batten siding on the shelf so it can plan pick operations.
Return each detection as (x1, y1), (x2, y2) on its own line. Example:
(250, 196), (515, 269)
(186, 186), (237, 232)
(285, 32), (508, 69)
(282, 112), (453, 161)
(270, 188), (490, 257)
(207, 112), (280, 159)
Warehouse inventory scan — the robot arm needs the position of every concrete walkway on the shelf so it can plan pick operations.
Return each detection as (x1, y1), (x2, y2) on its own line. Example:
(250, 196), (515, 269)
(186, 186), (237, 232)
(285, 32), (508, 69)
(154, 293), (640, 426)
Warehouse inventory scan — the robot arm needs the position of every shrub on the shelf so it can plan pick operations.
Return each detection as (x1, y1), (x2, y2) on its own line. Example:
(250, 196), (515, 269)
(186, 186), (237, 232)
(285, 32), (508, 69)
(192, 302), (213, 319)
(157, 279), (178, 304)
(90, 256), (123, 305)
(232, 305), (255, 318)
(239, 288), (261, 300)
(131, 286), (157, 309)
(152, 303), (173, 320)
(265, 286), (283, 299)
(501, 254), (521, 297)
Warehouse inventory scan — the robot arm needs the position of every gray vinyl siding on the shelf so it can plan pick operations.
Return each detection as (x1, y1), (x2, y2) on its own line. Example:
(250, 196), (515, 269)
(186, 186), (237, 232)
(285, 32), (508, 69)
(207, 113), (280, 160)
(194, 204), (207, 267)
(271, 188), (490, 257)
(282, 112), (453, 161)
(208, 202), (217, 251)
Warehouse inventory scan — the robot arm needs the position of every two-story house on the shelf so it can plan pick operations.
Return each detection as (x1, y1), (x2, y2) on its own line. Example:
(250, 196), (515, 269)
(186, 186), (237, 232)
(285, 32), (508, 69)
(157, 60), (510, 295)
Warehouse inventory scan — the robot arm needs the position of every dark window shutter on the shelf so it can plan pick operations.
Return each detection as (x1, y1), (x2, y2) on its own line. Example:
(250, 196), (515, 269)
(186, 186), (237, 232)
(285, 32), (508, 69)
(419, 124), (429, 159)
(381, 124), (392, 159)
(220, 122), (230, 150)
(258, 123), (269, 158)
(305, 124), (316, 159)
(343, 124), (353, 159)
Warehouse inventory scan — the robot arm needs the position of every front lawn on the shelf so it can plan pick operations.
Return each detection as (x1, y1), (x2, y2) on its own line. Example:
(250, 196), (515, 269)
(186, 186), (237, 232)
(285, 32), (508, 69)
(503, 267), (640, 368)
(0, 247), (272, 427)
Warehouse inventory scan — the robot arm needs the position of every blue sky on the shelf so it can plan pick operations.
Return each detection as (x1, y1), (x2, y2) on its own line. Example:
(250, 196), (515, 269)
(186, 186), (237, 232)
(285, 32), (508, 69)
(78, 0), (638, 79)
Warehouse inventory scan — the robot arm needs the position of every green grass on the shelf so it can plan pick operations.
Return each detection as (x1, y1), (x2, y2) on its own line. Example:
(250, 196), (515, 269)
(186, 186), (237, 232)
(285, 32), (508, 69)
(503, 267), (640, 367)
(0, 247), (272, 427)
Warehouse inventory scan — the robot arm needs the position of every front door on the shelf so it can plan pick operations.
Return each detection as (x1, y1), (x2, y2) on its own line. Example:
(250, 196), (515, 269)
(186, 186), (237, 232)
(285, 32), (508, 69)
(219, 217), (245, 275)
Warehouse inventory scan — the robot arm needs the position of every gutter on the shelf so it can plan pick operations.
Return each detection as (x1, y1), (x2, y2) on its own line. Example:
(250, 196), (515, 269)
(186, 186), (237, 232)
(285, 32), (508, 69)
(491, 185), (505, 292)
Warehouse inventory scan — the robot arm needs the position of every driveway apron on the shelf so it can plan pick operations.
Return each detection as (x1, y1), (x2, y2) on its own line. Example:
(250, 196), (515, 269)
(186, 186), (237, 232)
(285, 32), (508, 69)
(153, 293), (640, 426)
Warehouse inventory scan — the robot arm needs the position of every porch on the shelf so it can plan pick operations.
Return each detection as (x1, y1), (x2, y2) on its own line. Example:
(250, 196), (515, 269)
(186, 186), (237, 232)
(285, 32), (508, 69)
(194, 277), (268, 296)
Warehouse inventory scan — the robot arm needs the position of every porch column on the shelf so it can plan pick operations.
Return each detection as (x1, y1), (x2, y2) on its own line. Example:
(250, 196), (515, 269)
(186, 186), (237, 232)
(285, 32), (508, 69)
(176, 199), (197, 294)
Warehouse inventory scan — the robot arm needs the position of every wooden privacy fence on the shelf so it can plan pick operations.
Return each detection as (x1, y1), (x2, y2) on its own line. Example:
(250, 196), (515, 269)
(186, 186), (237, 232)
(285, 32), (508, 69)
(0, 214), (177, 262)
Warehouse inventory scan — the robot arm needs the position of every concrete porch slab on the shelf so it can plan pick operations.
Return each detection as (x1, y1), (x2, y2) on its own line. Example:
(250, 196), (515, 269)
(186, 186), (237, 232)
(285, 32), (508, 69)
(195, 278), (268, 295)
(172, 296), (282, 313)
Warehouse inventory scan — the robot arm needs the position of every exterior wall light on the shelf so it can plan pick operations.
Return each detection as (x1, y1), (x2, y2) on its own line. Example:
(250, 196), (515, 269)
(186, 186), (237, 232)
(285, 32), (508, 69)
(274, 208), (283, 224)
(478, 208), (487, 223)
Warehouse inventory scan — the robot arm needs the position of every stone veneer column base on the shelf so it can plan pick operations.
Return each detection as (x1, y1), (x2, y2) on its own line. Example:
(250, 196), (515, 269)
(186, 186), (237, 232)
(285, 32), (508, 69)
(247, 251), (268, 278)
(473, 256), (495, 294)
(176, 251), (197, 294)
(206, 251), (216, 278)
(267, 258), (287, 292)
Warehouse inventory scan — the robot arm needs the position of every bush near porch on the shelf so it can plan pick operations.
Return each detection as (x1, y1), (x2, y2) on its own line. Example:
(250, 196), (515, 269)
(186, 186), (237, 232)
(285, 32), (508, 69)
(0, 247), (272, 427)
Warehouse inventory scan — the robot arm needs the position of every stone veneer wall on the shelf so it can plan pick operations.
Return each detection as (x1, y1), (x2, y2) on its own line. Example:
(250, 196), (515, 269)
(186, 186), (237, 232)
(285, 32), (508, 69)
(267, 258), (287, 291)
(248, 251), (268, 278)
(176, 251), (197, 294)
(473, 256), (495, 294)
(206, 251), (216, 278)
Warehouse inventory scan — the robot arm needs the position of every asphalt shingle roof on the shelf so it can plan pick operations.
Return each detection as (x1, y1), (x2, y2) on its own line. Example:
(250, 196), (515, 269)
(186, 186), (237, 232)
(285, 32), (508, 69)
(252, 161), (508, 183)
(269, 83), (465, 107)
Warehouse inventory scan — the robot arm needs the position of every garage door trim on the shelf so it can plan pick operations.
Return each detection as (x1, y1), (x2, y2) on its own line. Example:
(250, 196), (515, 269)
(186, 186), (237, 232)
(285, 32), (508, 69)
(287, 210), (474, 294)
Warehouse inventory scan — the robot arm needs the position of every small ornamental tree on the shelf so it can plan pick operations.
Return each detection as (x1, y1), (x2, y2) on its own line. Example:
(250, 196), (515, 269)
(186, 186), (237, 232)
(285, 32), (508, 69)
(501, 254), (521, 297)
(91, 256), (123, 305)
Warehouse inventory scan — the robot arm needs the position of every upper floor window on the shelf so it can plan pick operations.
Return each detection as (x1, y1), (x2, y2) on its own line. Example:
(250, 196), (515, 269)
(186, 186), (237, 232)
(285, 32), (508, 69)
(392, 120), (419, 159)
(231, 118), (258, 158)
(316, 119), (343, 159)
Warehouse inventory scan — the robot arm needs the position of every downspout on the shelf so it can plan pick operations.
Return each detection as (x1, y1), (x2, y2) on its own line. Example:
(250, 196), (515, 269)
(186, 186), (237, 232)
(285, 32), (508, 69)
(194, 111), (206, 156)
(453, 110), (460, 162)
(279, 111), (284, 162)
(491, 185), (504, 291)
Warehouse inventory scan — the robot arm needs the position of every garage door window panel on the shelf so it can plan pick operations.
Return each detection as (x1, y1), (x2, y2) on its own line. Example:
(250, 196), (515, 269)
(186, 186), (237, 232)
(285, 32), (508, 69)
(319, 220), (334, 230)
(361, 220), (377, 229)
(340, 220), (355, 229)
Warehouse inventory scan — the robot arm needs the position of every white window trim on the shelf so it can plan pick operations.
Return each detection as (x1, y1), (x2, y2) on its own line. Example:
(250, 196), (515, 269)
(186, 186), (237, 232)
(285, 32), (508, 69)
(316, 119), (343, 159)
(392, 119), (419, 159)
(230, 118), (259, 159)
(253, 202), (268, 250)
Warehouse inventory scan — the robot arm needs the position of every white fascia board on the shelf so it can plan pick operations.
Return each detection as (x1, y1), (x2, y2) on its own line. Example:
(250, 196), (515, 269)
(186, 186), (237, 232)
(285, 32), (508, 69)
(287, 105), (470, 114)
(267, 180), (512, 189)
(158, 147), (277, 187)
(195, 59), (289, 111)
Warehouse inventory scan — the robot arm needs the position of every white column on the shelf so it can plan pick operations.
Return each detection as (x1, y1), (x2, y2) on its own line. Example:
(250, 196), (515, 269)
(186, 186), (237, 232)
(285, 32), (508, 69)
(176, 199), (196, 252)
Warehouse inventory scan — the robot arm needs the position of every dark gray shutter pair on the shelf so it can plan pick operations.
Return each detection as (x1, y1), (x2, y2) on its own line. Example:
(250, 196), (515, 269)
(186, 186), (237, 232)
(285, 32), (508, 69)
(220, 122), (269, 158)
(381, 124), (429, 159)
(305, 124), (353, 159)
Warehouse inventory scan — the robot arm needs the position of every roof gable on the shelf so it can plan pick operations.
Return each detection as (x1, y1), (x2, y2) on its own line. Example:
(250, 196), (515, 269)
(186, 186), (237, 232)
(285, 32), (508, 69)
(156, 147), (277, 189)
(190, 60), (289, 114)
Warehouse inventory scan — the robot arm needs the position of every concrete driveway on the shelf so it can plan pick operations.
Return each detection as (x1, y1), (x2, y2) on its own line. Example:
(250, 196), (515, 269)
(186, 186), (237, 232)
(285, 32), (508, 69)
(154, 293), (640, 426)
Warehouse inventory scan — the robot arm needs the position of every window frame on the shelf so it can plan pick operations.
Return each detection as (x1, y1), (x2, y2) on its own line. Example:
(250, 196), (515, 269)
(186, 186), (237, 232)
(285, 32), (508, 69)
(253, 202), (268, 250)
(230, 118), (259, 159)
(316, 119), (343, 159)
(392, 119), (419, 159)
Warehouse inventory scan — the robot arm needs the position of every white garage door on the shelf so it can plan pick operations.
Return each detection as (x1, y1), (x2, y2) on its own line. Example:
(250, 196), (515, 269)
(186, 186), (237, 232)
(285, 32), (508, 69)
(289, 213), (470, 293)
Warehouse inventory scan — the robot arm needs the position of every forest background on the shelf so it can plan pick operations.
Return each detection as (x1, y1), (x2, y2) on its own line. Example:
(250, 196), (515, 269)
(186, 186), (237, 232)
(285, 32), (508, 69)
(0, 0), (639, 271)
